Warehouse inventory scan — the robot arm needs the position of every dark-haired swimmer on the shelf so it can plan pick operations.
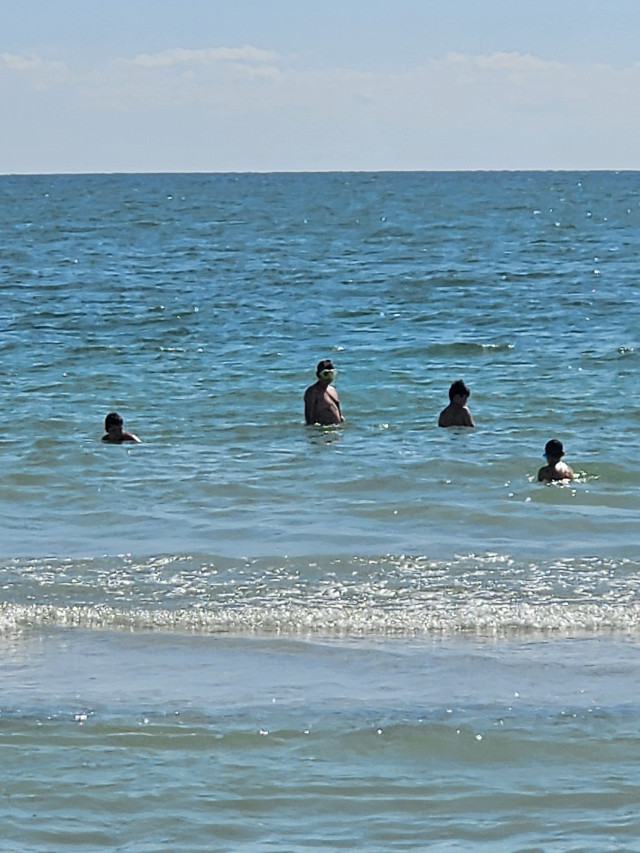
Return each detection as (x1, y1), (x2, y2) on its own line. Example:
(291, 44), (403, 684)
(102, 412), (141, 444)
(438, 380), (475, 428)
(538, 439), (574, 482)
(304, 359), (344, 426)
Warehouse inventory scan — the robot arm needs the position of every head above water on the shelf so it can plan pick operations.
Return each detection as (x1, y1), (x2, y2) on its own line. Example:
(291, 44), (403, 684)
(448, 379), (470, 402)
(105, 412), (124, 431)
(544, 439), (565, 460)
(316, 358), (336, 380)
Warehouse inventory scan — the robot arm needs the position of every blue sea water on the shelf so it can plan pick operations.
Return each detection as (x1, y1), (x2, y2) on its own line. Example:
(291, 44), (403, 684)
(1, 171), (640, 850)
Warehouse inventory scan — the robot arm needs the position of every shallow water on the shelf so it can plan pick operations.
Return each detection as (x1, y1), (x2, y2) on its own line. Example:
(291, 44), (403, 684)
(1, 171), (640, 850)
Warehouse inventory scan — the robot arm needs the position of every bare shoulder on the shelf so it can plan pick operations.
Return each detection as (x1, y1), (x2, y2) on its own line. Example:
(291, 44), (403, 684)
(438, 405), (453, 427)
(438, 404), (474, 428)
(539, 463), (574, 481)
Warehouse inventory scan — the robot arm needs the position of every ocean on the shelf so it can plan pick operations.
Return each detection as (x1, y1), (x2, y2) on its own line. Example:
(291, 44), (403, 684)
(1, 170), (640, 850)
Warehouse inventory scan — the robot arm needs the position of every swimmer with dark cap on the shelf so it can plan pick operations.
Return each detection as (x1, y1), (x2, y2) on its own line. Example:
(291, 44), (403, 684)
(438, 380), (475, 428)
(102, 412), (141, 444)
(538, 439), (573, 482)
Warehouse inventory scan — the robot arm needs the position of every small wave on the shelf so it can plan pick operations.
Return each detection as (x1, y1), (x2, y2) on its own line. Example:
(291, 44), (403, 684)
(426, 342), (515, 356)
(1, 598), (640, 639)
(1, 553), (640, 639)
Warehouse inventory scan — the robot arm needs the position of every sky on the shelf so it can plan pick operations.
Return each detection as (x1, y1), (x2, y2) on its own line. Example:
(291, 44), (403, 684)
(2, 0), (640, 173)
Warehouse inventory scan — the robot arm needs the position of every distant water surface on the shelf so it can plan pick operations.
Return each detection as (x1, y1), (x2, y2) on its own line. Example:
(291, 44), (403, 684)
(1, 171), (640, 851)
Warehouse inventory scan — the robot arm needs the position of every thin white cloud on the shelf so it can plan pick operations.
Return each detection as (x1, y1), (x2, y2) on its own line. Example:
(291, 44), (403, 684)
(445, 51), (565, 73)
(1, 51), (69, 88)
(2, 52), (65, 75)
(69, 45), (640, 134)
(126, 46), (280, 69)
(77, 45), (284, 111)
(2, 52), (40, 71)
(3, 43), (640, 170)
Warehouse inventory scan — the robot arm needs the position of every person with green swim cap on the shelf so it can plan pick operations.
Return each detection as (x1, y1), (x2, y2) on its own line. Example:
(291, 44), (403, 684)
(304, 359), (344, 426)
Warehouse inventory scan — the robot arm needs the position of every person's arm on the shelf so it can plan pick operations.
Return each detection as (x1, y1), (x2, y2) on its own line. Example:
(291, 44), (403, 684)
(463, 407), (475, 428)
(304, 387), (315, 425)
(329, 390), (345, 422)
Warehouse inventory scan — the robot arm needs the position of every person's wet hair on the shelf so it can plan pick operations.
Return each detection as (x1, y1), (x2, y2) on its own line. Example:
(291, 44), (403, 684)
(544, 439), (564, 458)
(105, 412), (123, 430)
(449, 380), (470, 401)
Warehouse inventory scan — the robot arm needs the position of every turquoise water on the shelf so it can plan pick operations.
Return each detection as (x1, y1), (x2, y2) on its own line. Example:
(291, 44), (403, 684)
(1, 171), (640, 850)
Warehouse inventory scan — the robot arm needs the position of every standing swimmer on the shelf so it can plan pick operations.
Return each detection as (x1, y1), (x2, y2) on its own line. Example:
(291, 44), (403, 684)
(304, 359), (345, 426)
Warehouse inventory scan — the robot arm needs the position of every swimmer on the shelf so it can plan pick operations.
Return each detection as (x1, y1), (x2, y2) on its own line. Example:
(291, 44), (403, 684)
(537, 439), (574, 482)
(102, 412), (141, 444)
(438, 380), (475, 428)
(304, 359), (344, 426)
